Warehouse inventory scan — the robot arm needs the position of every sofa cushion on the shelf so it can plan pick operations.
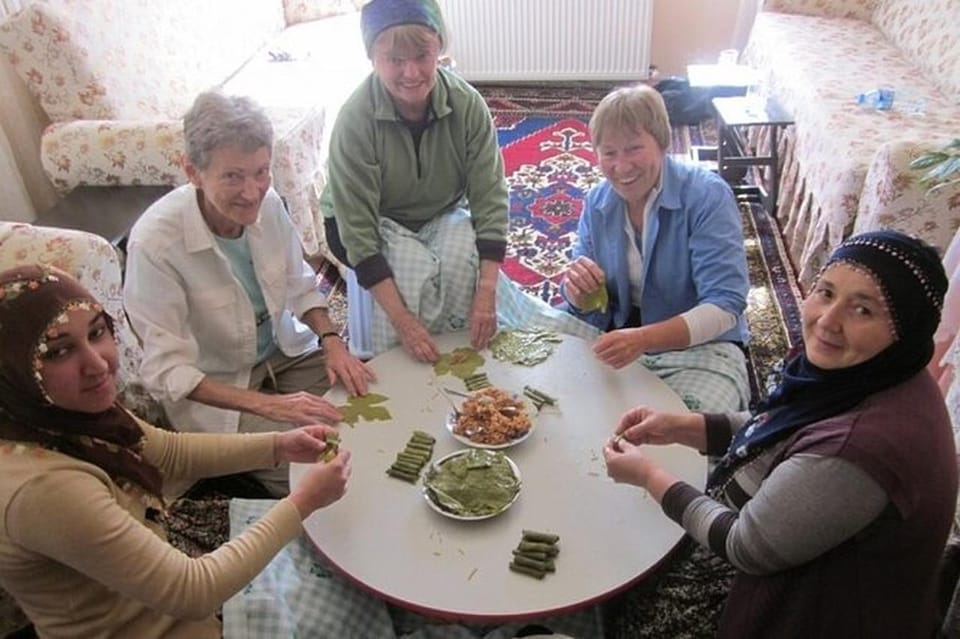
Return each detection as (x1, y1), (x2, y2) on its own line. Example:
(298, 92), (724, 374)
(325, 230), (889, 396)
(31, 11), (369, 260)
(283, 0), (364, 25)
(222, 13), (368, 114)
(872, 0), (960, 102)
(0, 0), (285, 122)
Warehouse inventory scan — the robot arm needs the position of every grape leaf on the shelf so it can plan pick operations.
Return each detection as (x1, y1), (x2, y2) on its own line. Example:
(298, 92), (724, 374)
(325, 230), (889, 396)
(433, 347), (485, 379)
(338, 393), (392, 426)
(580, 286), (609, 313)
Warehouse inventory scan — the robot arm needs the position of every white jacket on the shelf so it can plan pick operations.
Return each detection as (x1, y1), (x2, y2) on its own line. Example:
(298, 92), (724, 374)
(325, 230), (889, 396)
(124, 184), (324, 433)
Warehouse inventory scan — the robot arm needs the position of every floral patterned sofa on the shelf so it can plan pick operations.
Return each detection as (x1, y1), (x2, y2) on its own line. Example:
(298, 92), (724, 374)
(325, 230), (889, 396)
(0, 0), (371, 261)
(743, 0), (960, 290)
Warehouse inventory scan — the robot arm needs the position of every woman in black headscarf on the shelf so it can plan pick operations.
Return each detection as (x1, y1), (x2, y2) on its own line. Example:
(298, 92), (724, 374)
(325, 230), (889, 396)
(0, 264), (356, 638)
(603, 230), (957, 638)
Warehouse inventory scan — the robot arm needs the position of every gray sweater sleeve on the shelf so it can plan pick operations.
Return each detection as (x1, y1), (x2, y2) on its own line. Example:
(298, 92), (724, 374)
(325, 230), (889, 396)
(662, 454), (889, 575)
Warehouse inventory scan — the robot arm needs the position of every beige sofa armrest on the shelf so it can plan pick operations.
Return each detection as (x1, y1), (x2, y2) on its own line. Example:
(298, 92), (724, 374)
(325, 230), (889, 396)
(853, 139), (960, 256)
(41, 120), (187, 193)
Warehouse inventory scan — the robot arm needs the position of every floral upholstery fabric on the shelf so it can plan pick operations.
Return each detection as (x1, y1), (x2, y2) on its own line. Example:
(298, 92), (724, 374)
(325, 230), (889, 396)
(0, 222), (164, 423)
(40, 121), (187, 191)
(0, 2), (366, 261)
(743, 0), (960, 290)
(872, 0), (960, 103)
(0, 0), (285, 122)
(854, 139), (960, 255)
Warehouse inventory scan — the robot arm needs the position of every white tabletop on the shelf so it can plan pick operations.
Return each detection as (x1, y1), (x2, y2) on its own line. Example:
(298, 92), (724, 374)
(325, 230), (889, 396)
(291, 331), (705, 622)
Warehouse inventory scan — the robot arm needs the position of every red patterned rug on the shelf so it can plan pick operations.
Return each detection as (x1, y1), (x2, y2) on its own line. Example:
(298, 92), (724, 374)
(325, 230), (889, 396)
(488, 86), (702, 304)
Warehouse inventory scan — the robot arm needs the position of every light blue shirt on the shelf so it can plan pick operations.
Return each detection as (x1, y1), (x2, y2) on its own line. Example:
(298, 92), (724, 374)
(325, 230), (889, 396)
(562, 155), (749, 344)
(215, 232), (277, 363)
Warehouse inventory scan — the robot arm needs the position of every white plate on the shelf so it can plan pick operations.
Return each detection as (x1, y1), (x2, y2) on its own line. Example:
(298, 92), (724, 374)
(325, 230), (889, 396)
(444, 393), (538, 450)
(422, 449), (522, 521)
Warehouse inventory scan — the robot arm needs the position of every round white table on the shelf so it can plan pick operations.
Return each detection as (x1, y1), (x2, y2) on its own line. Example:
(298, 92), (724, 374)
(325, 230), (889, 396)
(291, 331), (705, 622)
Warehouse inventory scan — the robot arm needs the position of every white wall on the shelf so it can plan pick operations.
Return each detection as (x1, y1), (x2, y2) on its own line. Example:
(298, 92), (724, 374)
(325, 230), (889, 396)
(651, 0), (758, 77)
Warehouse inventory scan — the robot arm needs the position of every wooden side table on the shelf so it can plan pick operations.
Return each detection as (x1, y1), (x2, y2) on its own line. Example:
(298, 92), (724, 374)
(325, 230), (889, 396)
(34, 185), (173, 251)
(712, 96), (793, 217)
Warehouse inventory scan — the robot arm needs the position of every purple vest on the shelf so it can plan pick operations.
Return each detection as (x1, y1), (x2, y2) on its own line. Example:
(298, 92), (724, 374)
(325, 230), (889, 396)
(720, 371), (958, 638)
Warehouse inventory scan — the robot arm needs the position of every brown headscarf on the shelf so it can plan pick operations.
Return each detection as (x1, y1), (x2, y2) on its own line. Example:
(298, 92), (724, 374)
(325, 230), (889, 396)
(0, 264), (163, 498)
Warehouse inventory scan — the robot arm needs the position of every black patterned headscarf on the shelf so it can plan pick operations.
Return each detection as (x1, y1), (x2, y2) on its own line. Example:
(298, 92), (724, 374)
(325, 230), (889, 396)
(709, 230), (949, 490)
(0, 265), (163, 499)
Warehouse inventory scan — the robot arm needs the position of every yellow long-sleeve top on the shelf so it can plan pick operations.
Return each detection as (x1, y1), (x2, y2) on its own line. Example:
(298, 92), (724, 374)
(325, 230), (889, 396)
(0, 420), (303, 639)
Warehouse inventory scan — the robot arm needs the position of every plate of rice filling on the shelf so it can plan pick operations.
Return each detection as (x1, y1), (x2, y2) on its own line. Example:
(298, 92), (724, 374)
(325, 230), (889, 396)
(422, 449), (522, 521)
(445, 386), (538, 449)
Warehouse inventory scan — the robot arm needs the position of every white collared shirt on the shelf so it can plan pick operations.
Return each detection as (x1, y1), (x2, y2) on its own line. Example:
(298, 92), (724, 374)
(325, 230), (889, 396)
(622, 174), (663, 303)
(124, 185), (325, 433)
(621, 166), (736, 345)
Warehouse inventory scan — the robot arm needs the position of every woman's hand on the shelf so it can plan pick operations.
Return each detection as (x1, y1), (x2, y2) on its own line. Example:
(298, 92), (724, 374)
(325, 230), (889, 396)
(288, 450), (352, 518)
(252, 391), (343, 425)
(615, 406), (708, 451)
(323, 337), (376, 396)
(603, 438), (679, 502)
(562, 256), (606, 310)
(603, 437), (659, 488)
(616, 407), (683, 445)
(395, 313), (440, 363)
(469, 285), (497, 350)
(593, 327), (648, 369)
(275, 424), (339, 463)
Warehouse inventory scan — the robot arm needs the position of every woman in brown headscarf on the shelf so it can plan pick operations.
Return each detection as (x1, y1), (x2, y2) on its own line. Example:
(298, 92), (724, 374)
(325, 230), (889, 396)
(0, 265), (352, 638)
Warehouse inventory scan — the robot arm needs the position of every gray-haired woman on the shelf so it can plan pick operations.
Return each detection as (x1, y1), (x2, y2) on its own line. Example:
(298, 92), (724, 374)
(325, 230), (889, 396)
(124, 91), (374, 497)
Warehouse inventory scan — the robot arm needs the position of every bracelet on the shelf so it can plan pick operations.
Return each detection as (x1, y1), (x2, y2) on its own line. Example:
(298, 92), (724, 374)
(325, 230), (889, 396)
(319, 331), (343, 341)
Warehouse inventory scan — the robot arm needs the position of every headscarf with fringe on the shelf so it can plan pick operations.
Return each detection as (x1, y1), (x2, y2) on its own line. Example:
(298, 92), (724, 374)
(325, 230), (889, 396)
(0, 264), (163, 500)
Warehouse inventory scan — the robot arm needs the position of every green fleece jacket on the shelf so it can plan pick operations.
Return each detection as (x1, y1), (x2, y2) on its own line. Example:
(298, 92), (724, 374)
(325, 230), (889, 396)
(320, 67), (508, 287)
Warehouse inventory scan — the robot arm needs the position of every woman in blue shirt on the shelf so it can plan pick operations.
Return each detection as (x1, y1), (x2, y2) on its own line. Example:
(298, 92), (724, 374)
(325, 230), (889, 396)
(561, 85), (750, 412)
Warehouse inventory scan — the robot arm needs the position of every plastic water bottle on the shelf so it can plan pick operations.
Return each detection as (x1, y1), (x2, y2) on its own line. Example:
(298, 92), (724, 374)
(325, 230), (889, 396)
(855, 90), (880, 108)
(855, 87), (925, 114)
(855, 88), (895, 111)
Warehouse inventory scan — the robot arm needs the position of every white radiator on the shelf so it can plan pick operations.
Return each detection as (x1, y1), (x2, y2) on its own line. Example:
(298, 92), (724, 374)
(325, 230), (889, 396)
(438, 0), (653, 82)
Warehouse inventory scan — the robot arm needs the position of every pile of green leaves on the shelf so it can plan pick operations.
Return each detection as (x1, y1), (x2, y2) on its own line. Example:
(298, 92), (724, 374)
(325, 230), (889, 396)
(489, 329), (562, 366)
(424, 449), (520, 517)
